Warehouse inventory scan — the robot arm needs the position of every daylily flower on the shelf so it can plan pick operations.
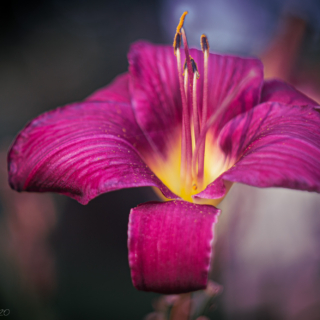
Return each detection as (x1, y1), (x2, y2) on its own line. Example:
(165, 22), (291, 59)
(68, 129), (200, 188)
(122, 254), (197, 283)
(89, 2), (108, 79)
(7, 12), (320, 294)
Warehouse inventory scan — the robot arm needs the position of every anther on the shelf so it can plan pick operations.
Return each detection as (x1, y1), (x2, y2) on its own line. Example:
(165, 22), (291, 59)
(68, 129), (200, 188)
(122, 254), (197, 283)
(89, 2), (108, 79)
(176, 11), (188, 33)
(173, 32), (181, 56)
(182, 60), (187, 76)
(200, 34), (210, 52)
(190, 57), (200, 79)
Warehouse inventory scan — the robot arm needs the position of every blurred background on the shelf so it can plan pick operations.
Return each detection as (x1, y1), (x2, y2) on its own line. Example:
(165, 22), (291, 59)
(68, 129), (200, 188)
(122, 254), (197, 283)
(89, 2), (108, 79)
(1, 0), (320, 319)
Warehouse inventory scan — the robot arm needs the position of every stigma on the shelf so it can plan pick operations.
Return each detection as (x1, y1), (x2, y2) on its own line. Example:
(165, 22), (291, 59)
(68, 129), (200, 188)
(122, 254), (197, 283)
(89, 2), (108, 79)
(173, 12), (210, 198)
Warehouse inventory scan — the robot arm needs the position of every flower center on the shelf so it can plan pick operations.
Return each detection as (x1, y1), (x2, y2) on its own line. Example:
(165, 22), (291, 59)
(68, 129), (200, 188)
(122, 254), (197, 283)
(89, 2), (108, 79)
(149, 12), (251, 204)
(174, 12), (212, 199)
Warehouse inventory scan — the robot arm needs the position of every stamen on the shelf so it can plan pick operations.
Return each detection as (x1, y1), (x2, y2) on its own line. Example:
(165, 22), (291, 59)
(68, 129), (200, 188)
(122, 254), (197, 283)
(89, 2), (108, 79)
(190, 58), (200, 79)
(182, 61), (189, 183)
(198, 35), (210, 188)
(191, 57), (200, 185)
(200, 34), (210, 52)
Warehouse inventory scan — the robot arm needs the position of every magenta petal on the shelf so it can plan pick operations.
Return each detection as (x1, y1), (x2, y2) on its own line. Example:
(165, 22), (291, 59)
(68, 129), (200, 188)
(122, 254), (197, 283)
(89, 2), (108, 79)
(128, 200), (220, 294)
(129, 41), (182, 155)
(261, 79), (318, 106)
(8, 101), (177, 204)
(128, 41), (264, 155)
(197, 102), (320, 199)
(188, 48), (264, 132)
(86, 73), (130, 103)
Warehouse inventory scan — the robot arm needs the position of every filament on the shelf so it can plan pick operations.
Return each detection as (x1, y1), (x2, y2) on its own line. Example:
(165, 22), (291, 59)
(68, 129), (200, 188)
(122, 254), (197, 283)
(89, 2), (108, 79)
(191, 63), (200, 185)
(198, 35), (209, 188)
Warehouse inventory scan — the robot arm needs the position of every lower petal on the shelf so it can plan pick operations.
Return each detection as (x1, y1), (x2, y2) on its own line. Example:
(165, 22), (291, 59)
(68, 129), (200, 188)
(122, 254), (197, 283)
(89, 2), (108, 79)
(128, 200), (220, 294)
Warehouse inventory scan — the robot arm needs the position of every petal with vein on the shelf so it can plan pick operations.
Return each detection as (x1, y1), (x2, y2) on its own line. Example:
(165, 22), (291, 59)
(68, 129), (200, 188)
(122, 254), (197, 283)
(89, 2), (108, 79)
(128, 41), (264, 155)
(188, 48), (264, 133)
(196, 102), (320, 199)
(128, 200), (220, 294)
(129, 41), (182, 157)
(8, 101), (177, 204)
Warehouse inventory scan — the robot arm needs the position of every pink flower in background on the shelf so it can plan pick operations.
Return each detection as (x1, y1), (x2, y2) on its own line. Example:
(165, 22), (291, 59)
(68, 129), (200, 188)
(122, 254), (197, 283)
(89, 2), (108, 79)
(7, 12), (320, 294)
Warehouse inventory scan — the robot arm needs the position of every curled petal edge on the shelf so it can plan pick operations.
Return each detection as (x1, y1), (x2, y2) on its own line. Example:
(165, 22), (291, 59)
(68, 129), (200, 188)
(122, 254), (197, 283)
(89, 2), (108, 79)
(128, 200), (220, 294)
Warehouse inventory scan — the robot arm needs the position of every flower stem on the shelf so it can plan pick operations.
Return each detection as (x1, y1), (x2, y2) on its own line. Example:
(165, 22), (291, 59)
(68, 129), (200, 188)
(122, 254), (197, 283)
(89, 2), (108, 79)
(169, 293), (191, 320)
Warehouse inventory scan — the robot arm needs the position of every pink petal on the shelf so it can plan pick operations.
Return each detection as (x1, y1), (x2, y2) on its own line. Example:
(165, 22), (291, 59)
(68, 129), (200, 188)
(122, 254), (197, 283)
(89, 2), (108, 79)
(261, 79), (318, 106)
(189, 48), (264, 132)
(128, 41), (264, 155)
(196, 102), (320, 200)
(128, 41), (182, 156)
(128, 200), (220, 294)
(86, 73), (130, 103)
(8, 101), (177, 204)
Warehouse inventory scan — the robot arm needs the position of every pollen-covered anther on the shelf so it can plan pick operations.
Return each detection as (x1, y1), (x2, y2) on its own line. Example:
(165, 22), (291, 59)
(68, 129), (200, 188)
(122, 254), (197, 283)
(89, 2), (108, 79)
(182, 60), (187, 76)
(173, 32), (181, 56)
(190, 57), (200, 79)
(176, 11), (188, 33)
(200, 34), (210, 52)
